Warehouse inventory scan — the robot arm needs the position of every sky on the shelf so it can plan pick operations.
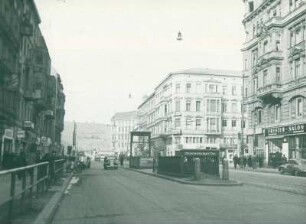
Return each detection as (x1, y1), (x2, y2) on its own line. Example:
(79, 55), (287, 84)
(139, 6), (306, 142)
(34, 0), (245, 124)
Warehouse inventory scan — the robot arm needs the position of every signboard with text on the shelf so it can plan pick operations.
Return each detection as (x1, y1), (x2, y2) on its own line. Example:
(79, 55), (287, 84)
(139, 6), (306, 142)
(265, 124), (306, 136)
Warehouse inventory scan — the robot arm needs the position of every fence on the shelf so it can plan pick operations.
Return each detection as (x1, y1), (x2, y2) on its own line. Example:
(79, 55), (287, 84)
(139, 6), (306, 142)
(0, 159), (65, 223)
(157, 151), (219, 177)
(129, 157), (154, 169)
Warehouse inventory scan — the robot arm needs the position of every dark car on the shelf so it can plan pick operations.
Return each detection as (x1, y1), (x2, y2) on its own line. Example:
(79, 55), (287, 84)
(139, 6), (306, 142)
(278, 159), (306, 176)
(103, 156), (119, 170)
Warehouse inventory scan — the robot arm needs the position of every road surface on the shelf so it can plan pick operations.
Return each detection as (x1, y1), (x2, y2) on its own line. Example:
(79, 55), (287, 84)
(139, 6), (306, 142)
(52, 162), (306, 224)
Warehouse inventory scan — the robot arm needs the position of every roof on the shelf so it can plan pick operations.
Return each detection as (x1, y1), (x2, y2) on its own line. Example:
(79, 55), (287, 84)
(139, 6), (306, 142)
(111, 111), (138, 120)
(155, 68), (242, 91)
(169, 68), (242, 77)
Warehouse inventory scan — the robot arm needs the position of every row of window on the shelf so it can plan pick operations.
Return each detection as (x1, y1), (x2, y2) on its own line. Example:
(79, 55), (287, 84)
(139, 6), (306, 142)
(174, 100), (240, 113)
(253, 97), (304, 125)
(175, 83), (239, 96)
(114, 126), (134, 133)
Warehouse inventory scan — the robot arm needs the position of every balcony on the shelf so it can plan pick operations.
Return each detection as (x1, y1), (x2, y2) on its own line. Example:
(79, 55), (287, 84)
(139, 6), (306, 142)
(23, 121), (34, 130)
(23, 90), (35, 101)
(44, 110), (54, 118)
(257, 83), (283, 102)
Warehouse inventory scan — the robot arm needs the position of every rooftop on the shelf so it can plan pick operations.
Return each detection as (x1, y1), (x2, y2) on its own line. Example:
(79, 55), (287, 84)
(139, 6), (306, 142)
(111, 111), (138, 120)
(169, 68), (242, 77)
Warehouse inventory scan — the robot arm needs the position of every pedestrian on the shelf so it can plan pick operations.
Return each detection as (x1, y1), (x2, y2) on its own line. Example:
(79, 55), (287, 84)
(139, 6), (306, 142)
(16, 151), (27, 180)
(243, 156), (247, 168)
(119, 154), (124, 166)
(282, 154), (287, 164)
(233, 154), (239, 169)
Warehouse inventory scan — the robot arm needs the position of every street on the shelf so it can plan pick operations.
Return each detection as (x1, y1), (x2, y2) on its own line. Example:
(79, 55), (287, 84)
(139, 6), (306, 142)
(52, 162), (306, 224)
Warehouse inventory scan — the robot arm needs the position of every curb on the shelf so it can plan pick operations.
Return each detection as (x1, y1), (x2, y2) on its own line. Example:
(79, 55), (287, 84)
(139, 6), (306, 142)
(229, 168), (279, 174)
(33, 172), (73, 224)
(122, 167), (243, 186)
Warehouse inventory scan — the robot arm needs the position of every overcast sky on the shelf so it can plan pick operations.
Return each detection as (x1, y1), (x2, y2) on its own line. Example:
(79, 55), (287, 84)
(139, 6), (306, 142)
(35, 0), (245, 124)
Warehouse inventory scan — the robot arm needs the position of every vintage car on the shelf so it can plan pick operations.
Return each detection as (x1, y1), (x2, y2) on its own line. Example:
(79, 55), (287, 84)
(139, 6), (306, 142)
(278, 159), (306, 176)
(103, 156), (119, 170)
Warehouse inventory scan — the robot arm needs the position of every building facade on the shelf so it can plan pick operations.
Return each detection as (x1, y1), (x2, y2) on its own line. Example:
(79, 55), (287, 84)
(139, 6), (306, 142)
(111, 111), (138, 155)
(0, 0), (65, 168)
(242, 0), (306, 163)
(137, 68), (243, 157)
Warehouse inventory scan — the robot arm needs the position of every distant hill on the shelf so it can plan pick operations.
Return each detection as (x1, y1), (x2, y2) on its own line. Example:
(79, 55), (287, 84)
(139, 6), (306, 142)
(62, 121), (112, 152)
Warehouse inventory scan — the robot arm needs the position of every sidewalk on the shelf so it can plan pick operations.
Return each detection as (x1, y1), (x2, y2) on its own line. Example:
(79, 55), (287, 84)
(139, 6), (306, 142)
(228, 166), (279, 174)
(122, 165), (243, 186)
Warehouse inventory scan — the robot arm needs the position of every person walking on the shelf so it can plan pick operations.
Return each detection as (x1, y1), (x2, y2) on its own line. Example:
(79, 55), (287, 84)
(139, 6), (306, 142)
(233, 154), (239, 169)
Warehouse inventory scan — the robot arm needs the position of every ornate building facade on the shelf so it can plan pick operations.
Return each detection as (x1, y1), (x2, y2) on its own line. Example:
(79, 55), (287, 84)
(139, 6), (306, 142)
(0, 0), (65, 168)
(137, 68), (243, 157)
(242, 0), (306, 163)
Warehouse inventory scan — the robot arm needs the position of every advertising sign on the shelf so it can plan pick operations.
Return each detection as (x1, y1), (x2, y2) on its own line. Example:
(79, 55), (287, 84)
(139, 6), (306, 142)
(265, 124), (306, 136)
(4, 129), (14, 139)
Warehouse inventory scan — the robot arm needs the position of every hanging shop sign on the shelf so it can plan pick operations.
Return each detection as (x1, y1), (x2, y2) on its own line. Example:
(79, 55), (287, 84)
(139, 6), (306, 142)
(4, 129), (14, 139)
(265, 123), (306, 136)
(17, 130), (26, 139)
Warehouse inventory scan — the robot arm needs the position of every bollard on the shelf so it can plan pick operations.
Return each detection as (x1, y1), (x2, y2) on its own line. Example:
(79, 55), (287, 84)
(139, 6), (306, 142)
(194, 158), (201, 181)
(222, 159), (229, 181)
(153, 158), (156, 173)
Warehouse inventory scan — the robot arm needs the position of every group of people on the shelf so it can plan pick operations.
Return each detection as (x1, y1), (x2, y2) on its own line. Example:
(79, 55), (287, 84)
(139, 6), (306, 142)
(233, 154), (265, 169)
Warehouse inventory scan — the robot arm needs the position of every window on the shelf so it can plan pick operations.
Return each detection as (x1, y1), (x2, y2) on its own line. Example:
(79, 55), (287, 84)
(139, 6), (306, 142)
(211, 99), (217, 112)
(222, 102), (227, 113)
(275, 104), (281, 121)
(186, 118), (192, 129)
(249, 1), (254, 12)
(196, 119), (201, 129)
(232, 120), (237, 127)
(263, 70), (268, 86)
(207, 118), (219, 133)
(290, 62), (294, 77)
(257, 109), (262, 124)
(175, 100), (181, 112)
(196, 101), (201, 111)
(222, 86), (227, 94)
(276, 67), (281, 83)
(232, 102), (238, 113)
(175, 137), (181, 144)
(297, 98), (303, 117)
(222, 119), (227, 127)
(276, 40), (280, 51)
(295, 58), (301, 78)
(175, 84), (180, 93)
(175, 118), (181, 128)
(186, 100), (191, 111)
(296, 28), (302, 43)
(252, 49), (258, 66)
(209, 84), (217, 93)
(244, 59), (248, 70)
(186, 83), (191, 93)
(195, 83), (201, 93)
(263, 41), (268, 54)
(232, 86), (237, 95)
(290, 31), (294, 47)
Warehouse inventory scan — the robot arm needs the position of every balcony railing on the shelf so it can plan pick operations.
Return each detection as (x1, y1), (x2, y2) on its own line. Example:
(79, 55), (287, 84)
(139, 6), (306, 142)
(257, 83), (282, 100)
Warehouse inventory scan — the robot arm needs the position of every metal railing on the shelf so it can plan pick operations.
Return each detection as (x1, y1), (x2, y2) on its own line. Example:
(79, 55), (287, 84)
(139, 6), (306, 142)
(0, 159), (65, 223)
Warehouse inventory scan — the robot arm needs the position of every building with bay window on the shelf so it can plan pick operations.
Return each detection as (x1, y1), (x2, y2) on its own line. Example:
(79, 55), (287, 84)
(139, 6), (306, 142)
(242, 0), (306, 163)
(137, 68), (243, 157)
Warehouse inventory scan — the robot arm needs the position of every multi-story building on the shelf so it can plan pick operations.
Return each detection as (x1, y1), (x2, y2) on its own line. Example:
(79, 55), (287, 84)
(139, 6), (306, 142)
(138, 68), (243, 157)
(242, 0), (306, 163)
(111, 111), (138, 155)
(0, 0), (65, 168)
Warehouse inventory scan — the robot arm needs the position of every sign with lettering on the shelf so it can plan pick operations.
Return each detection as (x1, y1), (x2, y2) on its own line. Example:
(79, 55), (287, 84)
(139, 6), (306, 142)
(4, 129), (14, 139)
(265, 124), (306, 136)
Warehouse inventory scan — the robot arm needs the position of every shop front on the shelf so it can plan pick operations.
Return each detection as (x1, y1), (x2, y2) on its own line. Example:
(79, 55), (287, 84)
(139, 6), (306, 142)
(265, 123), (306, 161)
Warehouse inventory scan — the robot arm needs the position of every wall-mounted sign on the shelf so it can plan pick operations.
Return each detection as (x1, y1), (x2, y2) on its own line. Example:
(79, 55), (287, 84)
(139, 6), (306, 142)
(17, 130), (26, 139)
(4, 129), (14, 139)
(265, 124), (306, 136)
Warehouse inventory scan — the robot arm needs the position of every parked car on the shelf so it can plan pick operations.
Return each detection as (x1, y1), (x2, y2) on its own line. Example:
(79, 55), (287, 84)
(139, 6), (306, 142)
(103, 156), (119, 170)
(94, 156), (101, 161)
(278, 159), (306, 176)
